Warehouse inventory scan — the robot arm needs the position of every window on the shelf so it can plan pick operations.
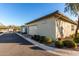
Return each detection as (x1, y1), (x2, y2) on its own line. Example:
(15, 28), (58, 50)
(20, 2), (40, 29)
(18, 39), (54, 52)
(71, 25), (74, 31)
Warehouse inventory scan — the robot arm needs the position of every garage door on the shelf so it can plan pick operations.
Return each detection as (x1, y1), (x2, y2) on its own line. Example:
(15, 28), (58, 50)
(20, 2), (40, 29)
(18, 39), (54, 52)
(29, 25), (38, 35)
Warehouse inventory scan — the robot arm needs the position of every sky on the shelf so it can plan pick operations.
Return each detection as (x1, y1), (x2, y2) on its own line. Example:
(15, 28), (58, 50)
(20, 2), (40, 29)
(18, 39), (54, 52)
(0, 3), (77, 26)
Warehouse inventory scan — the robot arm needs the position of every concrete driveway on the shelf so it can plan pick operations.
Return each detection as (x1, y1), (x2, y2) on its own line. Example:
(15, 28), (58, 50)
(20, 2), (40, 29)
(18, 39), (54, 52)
(0, 33), (56, 56)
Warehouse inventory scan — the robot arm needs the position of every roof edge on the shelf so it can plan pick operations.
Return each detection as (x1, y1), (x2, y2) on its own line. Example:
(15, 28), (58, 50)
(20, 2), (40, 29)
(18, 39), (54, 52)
(26, 10), (59, 25)
(26, 10), (77, 25)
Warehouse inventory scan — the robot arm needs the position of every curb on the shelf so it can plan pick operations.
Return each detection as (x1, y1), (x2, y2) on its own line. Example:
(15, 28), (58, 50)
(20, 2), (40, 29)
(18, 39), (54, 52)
(0, 33), (5, 36)
(16, 33), (79, 56)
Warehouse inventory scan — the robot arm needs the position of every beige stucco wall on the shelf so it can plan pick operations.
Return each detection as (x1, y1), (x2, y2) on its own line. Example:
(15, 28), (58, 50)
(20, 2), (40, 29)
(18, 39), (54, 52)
(55, 18), (76, 39)
(27, 16), (76, 40)
(27, 16), (56, 40)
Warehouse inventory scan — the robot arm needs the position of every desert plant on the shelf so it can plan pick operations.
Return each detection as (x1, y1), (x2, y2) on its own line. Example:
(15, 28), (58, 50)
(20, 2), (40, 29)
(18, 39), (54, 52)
(44, 37), (53, 45)
(40, 36), (53, 45)
(55, 41), (64, 48)
(63, 40), (77, 48)
(70, 34), (74, 38)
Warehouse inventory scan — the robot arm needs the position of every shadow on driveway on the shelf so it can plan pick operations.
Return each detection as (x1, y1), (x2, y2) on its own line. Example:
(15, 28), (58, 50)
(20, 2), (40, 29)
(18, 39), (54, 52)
(30, 46), (44, 50)
(0, 33), (33, 45)
(0, 33), (45, 51)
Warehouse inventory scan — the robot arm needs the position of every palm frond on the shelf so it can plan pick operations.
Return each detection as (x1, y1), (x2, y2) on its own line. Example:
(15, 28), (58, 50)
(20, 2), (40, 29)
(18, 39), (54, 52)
(64, 3), (79, 16)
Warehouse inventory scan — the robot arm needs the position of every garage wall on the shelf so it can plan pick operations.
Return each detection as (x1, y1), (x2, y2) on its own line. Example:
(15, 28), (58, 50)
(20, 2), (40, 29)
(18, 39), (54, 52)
(27, 16), (56, 39)
(37, 17), (56, 39)
(29, 25), (38, 35)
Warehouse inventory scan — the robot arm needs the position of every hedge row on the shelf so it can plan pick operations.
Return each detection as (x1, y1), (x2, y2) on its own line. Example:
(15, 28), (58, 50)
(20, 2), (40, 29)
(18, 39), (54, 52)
(30, 35), (78, 48)
(55, 40), (77, 48)
(30, 35), (53, 45)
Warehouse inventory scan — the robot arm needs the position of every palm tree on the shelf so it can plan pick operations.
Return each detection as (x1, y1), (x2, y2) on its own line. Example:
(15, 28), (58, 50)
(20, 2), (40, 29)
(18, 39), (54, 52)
(64, 3), (79, 38)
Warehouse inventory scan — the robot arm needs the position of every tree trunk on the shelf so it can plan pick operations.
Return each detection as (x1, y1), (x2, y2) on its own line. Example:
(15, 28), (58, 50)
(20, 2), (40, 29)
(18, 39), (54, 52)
(75, 25), (78, 38)
(74, 16), (79, 38)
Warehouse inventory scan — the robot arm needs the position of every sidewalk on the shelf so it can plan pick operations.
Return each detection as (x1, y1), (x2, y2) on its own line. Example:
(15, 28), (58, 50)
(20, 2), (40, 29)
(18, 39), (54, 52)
(16, 33), (79, 56)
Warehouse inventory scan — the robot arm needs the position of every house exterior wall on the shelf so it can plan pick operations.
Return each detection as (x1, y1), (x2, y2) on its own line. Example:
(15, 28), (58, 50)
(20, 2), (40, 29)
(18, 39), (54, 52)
(27, 16), (76, 40)
(55, 18), (76, 39)
(27, 16), (56, 40)
(28, 25), (38, 35)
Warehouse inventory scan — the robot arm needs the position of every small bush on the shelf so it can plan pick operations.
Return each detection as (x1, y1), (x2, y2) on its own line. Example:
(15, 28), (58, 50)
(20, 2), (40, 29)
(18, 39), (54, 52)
(55, 41), (64, 48)
(63, 40), (77, 48)
(70, 34), (74, 38)
(44, 37), (53, 45)
(40, 36), (53, 45)
(73, 37), (79, 43)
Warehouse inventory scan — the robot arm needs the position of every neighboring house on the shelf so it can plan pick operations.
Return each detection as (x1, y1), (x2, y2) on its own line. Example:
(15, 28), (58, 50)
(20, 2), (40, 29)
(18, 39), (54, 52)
(26, 10), (77, 40)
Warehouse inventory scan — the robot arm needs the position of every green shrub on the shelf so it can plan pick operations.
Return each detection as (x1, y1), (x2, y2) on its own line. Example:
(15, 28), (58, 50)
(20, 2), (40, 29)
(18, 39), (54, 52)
(44, 37), (53, 45)
(55, 41), (64, 48)
(63, 40), (77, 48)
(70, 34), (74, 38)
(74, 37), (79, 43)
(40, 36), (53, 45)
